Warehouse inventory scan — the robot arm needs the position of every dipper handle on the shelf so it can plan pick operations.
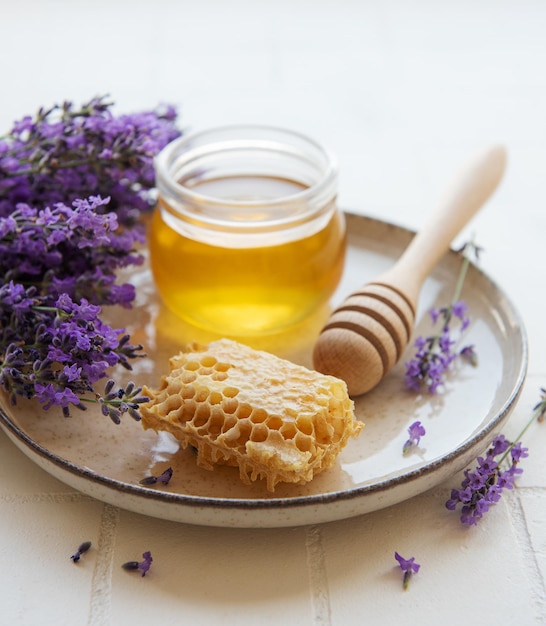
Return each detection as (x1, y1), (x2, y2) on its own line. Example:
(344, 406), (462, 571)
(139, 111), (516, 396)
(380, 145), (507, 304)
(313, 145), (507, 395)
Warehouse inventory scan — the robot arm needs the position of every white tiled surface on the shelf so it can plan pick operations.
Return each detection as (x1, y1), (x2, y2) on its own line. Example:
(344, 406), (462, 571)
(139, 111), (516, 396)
(1, 1), (546, 623)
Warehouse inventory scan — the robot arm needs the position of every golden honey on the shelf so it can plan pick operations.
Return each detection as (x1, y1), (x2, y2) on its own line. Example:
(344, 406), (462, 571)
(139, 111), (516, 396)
(151, 126), (345, 336)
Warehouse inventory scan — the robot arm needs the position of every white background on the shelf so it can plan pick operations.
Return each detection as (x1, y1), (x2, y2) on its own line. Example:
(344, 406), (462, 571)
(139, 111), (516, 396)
(1, 1), (545, 624)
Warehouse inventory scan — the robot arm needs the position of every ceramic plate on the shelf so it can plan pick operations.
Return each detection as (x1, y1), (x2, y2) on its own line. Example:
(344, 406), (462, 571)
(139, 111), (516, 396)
(0, 213), (527, 528)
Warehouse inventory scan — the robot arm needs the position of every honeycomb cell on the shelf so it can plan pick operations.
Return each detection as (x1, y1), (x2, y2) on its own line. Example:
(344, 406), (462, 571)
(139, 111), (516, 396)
(249, 423), (268, 443)
(192, 403), (211, 427)
(163, 395), (182, 412)
(296, 416), (314, 436)
(182, 399), (196, 416)
(221, 414), (237, 432)
(280, 423), (298, 439)
(195, 387), (210, 403)
(235, 420), (252, 444)
(214, 362), (230, 372)
(236, 403), (252, 419)
(222, 397), (239, 414)
(295, 432), (313, 453)
(267, 415), (283, 431)
(181, 385), (195, 399)
(250, 408), (267, 423)
(205, 409), (225, 436)
(181, 370), (197, 384)
(209, 391), (223, 405)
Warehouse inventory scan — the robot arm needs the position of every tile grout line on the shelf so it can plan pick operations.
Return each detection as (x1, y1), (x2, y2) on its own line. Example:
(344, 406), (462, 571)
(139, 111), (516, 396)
(507, 488), (546, 621)
(87, 503), (120, 626)
(305, 525), (332, 626)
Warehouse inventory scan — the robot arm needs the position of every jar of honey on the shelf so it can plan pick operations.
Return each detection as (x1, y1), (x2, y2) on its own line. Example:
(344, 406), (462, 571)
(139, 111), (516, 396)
(150, 125), (346, 336)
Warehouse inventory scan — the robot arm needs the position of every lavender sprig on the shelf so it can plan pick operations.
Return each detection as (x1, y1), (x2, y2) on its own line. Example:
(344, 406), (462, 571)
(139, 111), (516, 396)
(92, 379), (149, 425)
(404, 241), (480, 394)
(0, 97), (180, 419)
(0, 196), (140, 306)
(445, 388), (545, 525)
(0, 261), (146, 417)
(0, 96), (180, 227)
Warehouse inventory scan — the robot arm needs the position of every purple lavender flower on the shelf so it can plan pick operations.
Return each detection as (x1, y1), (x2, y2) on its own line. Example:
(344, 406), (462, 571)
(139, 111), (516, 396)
(138, 551), (153, 576)
(394, 552), (420, 590)
(139, 467), (174, 486)
(510, 442), (529, 463)
(404, 242), (480, 394)
(447, 390), (546, 527)
(452, 300), (470, 323)
(34, 383), (82, 414)
(446, 432), (530, 525)
(460, 344), (478, 366)
(403, 421), (426, 455)
(122, 551), (153, 577)
(489, 434), (510, 456)
(404, 301), (476, 394)
(0, 97), (178, 419)
(0, 96), (180, 224)
(0, 196), (148, 417)
(1, 197), (144, 307)
(429, 308), (440, 324)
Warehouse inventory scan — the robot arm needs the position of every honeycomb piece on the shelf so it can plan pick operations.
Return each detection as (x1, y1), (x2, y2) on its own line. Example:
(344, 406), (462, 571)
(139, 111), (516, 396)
(140, 339), (363, 492)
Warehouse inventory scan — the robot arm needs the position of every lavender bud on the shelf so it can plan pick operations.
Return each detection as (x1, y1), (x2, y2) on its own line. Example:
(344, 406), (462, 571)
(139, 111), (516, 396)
(139, 476), (158, 485)
(71, 540), (92, 562)
(121, 561), (140, 571)
(108, 408), (121, 425)
(128, 408), (142, 421)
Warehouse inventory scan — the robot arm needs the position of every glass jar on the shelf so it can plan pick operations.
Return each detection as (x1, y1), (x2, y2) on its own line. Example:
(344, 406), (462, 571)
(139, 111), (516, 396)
(150, 125), (346, 336)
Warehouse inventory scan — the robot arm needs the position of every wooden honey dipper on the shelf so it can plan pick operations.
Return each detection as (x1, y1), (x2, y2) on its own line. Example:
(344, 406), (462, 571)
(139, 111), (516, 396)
(313, 145), (507, 396)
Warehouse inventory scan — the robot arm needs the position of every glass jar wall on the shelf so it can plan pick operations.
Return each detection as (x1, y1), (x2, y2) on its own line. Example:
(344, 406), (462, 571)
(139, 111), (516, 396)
(150, 125), (346, 336)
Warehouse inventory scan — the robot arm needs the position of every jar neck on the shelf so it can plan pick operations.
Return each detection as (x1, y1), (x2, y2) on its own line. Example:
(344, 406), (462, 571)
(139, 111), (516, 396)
(154, 125), (338, 247)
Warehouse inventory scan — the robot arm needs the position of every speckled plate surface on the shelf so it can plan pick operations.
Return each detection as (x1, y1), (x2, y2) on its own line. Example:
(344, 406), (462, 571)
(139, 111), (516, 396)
(0, 213), (527, 528)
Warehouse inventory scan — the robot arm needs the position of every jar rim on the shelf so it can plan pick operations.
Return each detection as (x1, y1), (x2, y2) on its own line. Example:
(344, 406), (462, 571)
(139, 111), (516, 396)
(153, 124), (338, 210)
